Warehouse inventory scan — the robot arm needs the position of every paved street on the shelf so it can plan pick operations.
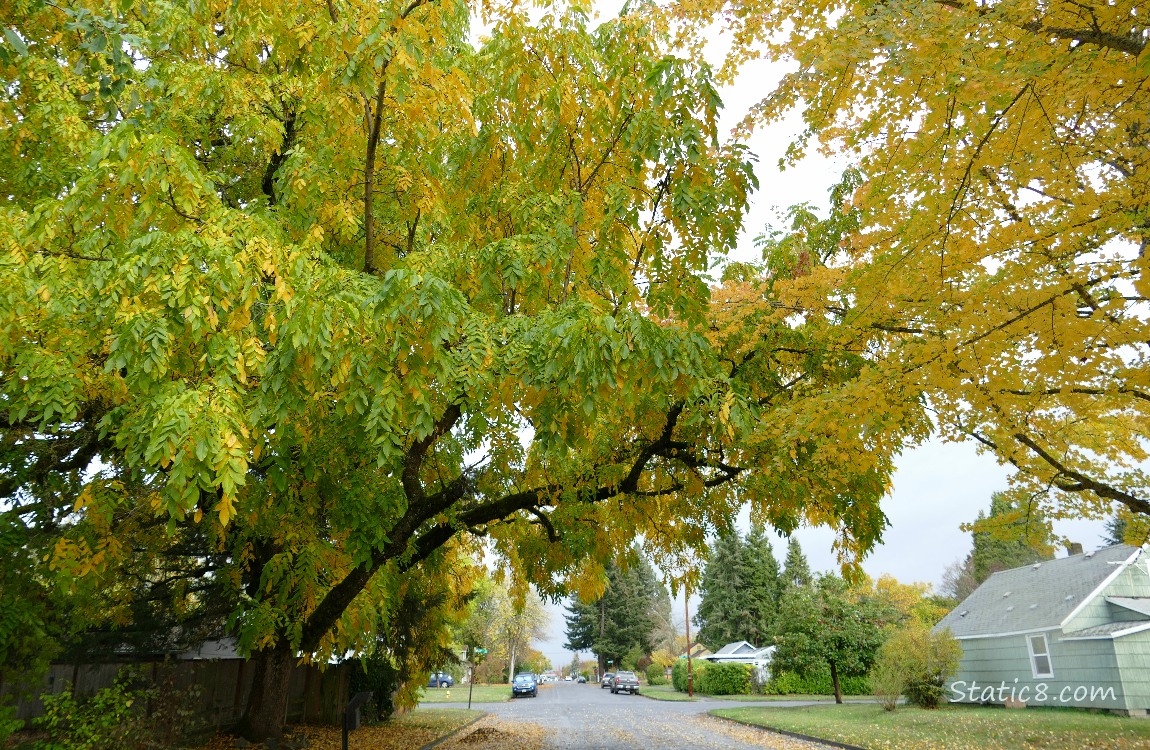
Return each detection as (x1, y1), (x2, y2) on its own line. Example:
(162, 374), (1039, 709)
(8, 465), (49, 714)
(432, 681), (835, 750)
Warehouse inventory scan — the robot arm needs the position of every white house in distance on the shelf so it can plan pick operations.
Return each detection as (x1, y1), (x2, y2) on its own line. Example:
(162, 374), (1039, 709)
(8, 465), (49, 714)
(702, 641), (776, 684)
(935, 543), (1150, 716)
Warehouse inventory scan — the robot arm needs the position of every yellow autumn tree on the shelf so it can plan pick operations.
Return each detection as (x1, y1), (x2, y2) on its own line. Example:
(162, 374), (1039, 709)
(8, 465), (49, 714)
(692, 0), (1150, 525)
(1, 0), (930, 742)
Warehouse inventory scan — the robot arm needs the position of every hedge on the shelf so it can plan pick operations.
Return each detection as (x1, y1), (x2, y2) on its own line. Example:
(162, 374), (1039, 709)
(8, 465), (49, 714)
(696, 662), (751, 695)
(766, 669), (869, 696)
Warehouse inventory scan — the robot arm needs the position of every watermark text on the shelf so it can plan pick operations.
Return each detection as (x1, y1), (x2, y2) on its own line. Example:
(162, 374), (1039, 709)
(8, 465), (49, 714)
(949, 679), (1117, 705)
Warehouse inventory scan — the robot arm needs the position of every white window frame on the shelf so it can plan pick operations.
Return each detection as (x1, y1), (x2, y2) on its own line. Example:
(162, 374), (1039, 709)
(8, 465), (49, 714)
(1027, 633), (1054, 678)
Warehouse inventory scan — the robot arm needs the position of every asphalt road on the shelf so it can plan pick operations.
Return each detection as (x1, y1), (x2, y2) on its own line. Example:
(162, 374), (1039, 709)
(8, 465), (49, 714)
(432, 681), (836, 750)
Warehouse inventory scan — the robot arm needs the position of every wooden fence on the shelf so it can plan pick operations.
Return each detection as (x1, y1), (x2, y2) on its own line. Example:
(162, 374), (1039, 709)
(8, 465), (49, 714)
(2, 658), (351, 732)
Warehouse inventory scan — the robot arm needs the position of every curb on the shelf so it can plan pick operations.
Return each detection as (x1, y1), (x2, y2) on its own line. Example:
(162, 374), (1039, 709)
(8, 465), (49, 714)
(708, 713), (868, 750)
(416, 710), (488, 750)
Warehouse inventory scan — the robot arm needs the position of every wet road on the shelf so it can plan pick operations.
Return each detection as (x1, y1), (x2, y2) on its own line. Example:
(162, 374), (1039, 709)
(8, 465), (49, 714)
(432, 681), (835, 750)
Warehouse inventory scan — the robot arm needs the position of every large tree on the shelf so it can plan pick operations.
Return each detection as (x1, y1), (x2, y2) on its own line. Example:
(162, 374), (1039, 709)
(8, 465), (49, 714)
(773, 574), (892, 703)
(694, 524), (779, 649)
(693, 531), (743, 650)
(698, 0), (1150, 528)
(564, 556), (665, 673)
(969, 492), (1055, 582)
(1, 0), (927, 741)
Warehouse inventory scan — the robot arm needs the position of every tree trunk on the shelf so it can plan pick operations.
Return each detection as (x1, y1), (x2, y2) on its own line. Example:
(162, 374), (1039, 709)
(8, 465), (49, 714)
(238, 644), (294, 742)
(508, 643), (517, 682)
(829, 660), (843, 704)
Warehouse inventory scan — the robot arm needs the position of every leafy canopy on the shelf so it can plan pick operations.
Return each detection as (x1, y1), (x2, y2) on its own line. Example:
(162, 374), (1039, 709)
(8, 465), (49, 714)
(692, 0), (1150, 526)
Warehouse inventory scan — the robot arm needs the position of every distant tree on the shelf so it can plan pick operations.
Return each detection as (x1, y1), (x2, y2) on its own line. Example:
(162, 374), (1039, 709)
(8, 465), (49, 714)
(1104, 513), (1128, 547)
(695, 532), (744, 649)
(464, 576), (547, 683)
(563, 556), (664, 673)
(773, 574), (889, 703)
(695, 526), (780, 649)
(970, 493), (1055, 583)
(741, 526), (782, 643)
(781, 537), (812, 590)
(939, 555), (978, 603)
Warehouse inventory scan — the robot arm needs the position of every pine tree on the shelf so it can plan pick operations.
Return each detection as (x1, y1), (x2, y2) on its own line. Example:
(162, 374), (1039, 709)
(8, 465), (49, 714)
(1103, 513), (1128, 547)
(694, 527), (781, 649)
(563, 557), (664, 673)
(970, 493), (1054, 583)
(694, 531), (744, 650)
(740, 525), (780, 643)
(781, 537), (812, 591)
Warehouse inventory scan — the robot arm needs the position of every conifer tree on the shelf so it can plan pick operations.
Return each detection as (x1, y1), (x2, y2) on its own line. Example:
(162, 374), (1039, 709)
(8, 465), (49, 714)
(740, 525), (780, 644)
(970, 493), (1054, 583)
(694, 531), (744, 650)
(563, 557), (664, 673)
(781, 537), (813, 590)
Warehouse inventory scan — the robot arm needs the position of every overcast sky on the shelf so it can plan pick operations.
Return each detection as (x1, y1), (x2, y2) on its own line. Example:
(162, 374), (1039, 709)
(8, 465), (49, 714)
(516, 7), (1114, 671)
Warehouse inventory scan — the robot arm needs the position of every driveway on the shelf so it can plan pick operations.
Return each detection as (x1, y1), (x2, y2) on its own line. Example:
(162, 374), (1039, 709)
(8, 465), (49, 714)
(430, 682), (835, 750)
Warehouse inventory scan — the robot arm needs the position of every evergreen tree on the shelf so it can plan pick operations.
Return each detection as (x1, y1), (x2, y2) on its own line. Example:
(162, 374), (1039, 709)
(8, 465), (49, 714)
(970, 493), (1054, 583)
(1103, 512), (1128, 547)
(781, 537), (812, 590)
(740, 525), (780, 644)
(563, 556), (664, 673)
(694, 526), (781, 649)
(694, 531), (744, 650)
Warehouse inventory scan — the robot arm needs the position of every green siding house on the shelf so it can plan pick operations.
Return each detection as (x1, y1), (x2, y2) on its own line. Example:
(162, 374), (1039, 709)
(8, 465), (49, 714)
(935, 544), (1150, 716)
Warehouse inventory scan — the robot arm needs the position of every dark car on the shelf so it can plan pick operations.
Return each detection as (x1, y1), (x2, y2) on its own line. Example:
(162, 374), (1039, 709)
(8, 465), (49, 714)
(600, 672), (615, 689)
(427, 671), (454, 688)
(511, 672), (538, 698)
(610, 671), (640, 695)
(576, 675), (587, 683)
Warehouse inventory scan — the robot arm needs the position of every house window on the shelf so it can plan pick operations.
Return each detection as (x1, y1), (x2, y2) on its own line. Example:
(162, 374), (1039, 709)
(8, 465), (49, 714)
(1027, 634), (1053, 678)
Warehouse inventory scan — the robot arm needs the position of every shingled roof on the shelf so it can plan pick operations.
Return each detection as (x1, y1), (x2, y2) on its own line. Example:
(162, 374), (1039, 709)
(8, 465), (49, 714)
(935, 544), (1143, 639)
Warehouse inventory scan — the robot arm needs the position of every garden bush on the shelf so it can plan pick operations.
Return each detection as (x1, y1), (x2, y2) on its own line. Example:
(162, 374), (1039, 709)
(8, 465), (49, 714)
(766, 669), (869, 696)
(696, 663), (751, 695)
(869, 624), (962, 709)
(35, 671), (155, 750)
(645, 664), (667, 686)
(671, 658), (706, 692)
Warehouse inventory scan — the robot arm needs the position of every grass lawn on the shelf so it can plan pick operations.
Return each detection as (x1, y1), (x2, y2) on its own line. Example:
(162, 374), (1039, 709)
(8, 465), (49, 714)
(419, 684), (512, 703)
(711, 703), (1150, 750)
(641, 685), (697, 702)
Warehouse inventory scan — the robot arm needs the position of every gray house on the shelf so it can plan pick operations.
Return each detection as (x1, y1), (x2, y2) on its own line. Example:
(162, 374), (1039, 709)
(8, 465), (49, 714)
(702, 640), (776, 684)
(935, 543), (1150, 715)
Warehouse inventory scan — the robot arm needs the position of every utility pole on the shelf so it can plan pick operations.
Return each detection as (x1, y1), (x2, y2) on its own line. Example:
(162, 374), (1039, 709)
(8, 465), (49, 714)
(684, 585), (693, 698)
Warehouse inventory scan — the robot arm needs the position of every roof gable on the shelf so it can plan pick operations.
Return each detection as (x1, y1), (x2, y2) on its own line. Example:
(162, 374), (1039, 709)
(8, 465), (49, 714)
(713, 641), (759, 655)
(935, 545), (1143, 639)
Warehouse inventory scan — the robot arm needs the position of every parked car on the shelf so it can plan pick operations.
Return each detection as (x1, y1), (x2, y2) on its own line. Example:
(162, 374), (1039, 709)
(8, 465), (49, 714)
(600, 672), (615, 689)
(610, 671), (640, 695)
(576, 675), (587, 683)
(511, 672), (538, 698)
(427, 671), (454, 688)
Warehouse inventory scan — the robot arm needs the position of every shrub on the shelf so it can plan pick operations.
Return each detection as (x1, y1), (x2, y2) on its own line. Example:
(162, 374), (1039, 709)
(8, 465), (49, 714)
(671, 659), (706, 692)
(696, 663), (751, 696)
(645, 664), (667, 686)
(869, 660), (904, 711)
(869, 624), (962, 710)
(36, 671), (155, 750)
(766, 670), (805, 695)
(0, 703), (22, 744)
(765, 669), (869, 696)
